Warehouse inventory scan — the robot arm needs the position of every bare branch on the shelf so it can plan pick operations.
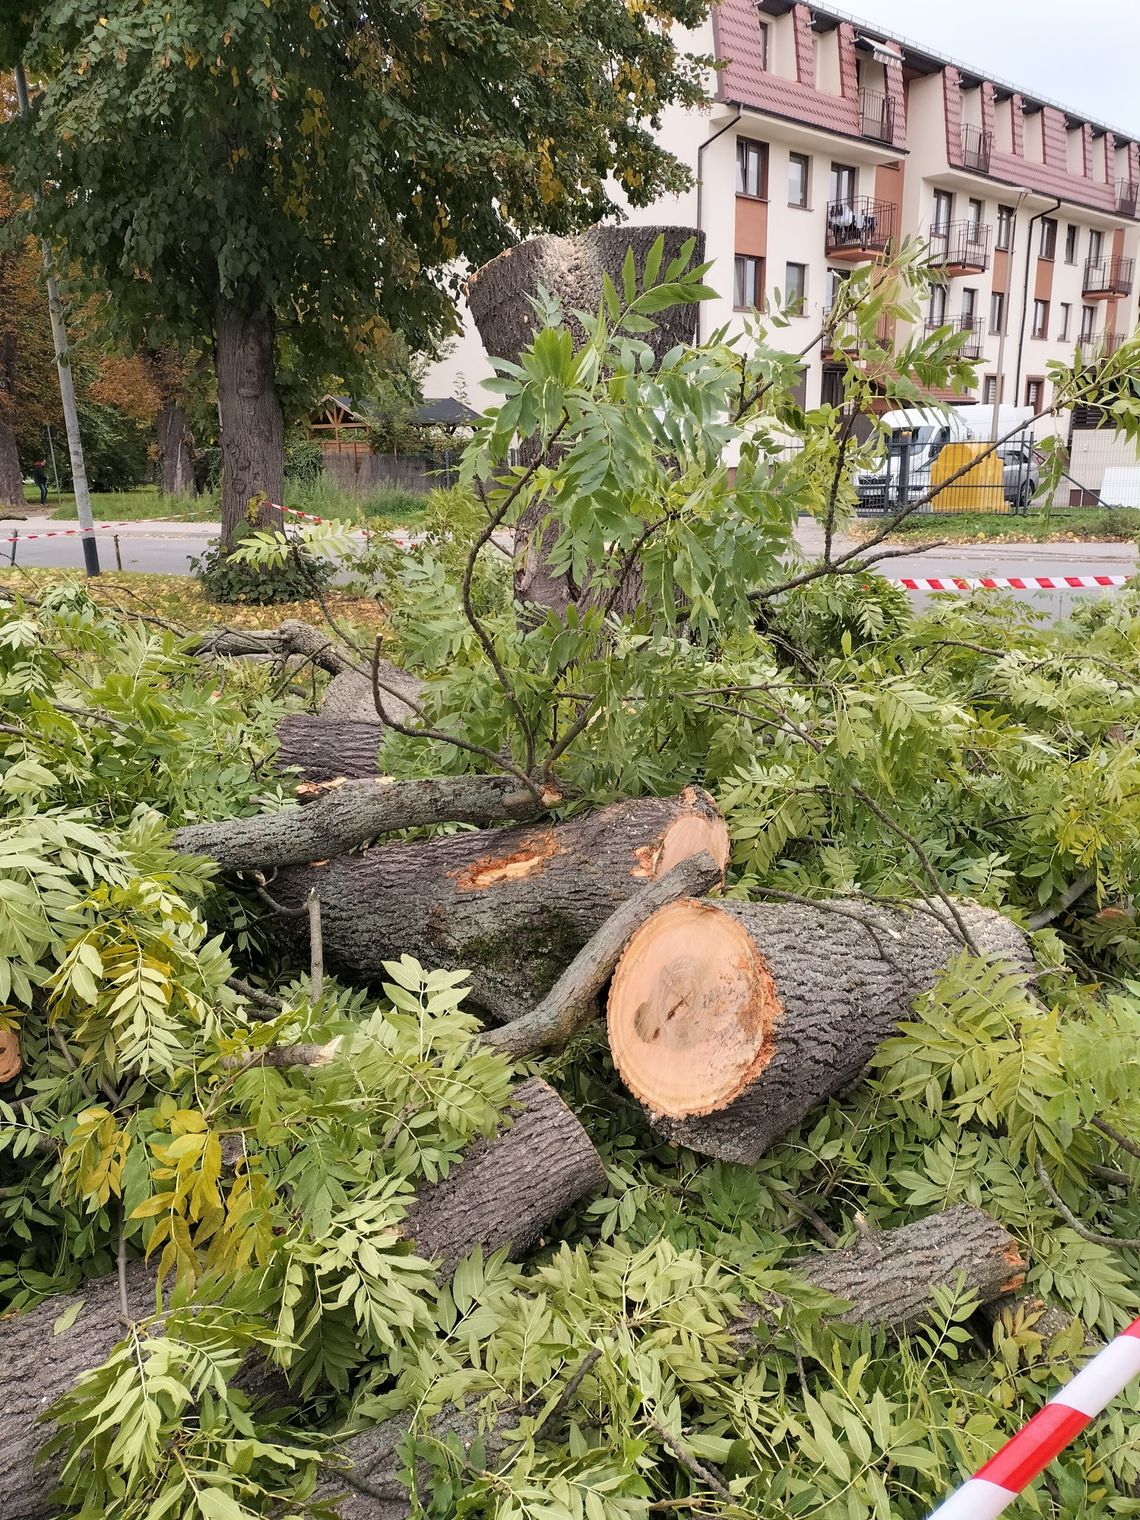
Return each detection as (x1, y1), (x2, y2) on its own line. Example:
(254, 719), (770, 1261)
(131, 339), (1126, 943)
(1035, 1157), (1140, 1250)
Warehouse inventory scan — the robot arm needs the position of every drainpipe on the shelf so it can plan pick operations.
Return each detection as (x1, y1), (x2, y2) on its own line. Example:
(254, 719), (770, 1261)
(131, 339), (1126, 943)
(1013, 193), (1062, 405)
(695, 105), (743, 343)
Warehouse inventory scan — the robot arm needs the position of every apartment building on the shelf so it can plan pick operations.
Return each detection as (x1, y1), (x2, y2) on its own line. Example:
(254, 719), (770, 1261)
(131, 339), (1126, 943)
(424, 0), (1140, 419)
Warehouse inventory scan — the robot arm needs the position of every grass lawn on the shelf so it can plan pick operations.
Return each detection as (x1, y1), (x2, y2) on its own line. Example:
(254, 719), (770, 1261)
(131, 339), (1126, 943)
(32, 484), (218, 522)
(0, 566), (387, 637)
(858, 508), (1140, 543)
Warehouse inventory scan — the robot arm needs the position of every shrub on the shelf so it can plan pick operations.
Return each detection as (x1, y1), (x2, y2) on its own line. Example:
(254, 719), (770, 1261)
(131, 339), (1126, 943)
(191, 529), (335, 604)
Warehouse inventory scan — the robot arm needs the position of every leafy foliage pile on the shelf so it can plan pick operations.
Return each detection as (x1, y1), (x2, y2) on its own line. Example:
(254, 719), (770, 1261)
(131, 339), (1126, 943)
(4, 249), (1140, 1520)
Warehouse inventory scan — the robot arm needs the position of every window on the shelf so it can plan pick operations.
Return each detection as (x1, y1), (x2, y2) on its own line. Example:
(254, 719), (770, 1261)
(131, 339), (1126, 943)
(736, 138), (768, 198)
(932, 189), (954, 233)
(825, 267), (848, 310)
(1088, 228), (1104, 265)
(788, 152), (810, 208)
(996, 204), (1015, 250)
(967, 197), (984, 232)
(1025, 378), (1045, 410)
(734, 255), (763, 310)
(1064, 224), (1078, 263)
(820, 365), (845, 409)
(784, 262), (807, 314)
(1080, 304), (1097, 342)
(989, 291), (1005, 334)
(982, 375), (999, 405)
(961, 287), (978, 323)
(1039, 217), (1057, 259)
(1059, 302), (1072, 340)
(929, 285), (948, 325)
(1031, 299), (1049, 338)
(830, 162), (856, 205)
(757, 19), (769, 70)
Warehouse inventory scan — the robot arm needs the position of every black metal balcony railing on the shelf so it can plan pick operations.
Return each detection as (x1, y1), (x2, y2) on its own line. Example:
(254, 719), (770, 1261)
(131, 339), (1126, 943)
(822, 304), (893, 353)
(926, 314), (983, 359)
(1101, 331), (1127, 357)
(1116, 179), (1139, 218)
(928, 219), (992, 272)
(859, 89), (895, 145)
(1083, 255), (1135, 297)
(961, 125), (993, 174)
(825, 197), (897, 258)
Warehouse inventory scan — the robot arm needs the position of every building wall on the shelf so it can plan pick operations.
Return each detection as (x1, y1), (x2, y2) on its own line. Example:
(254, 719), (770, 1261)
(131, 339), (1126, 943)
(423, 0), (1140, 421)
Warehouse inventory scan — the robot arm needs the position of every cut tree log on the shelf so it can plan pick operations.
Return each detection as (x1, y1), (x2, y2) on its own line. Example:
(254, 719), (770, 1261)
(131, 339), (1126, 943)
(789, 1203), (1026, 1330)
(269, 788), (730, 1023)
(607, 897), (1032, 1163)
(314, 1205), (1025, 1520)
(467, 225), (703, 619)
(275, 714), (387, 781)
(174, 775), (560, 871)
(322, 664), (422, 725)
(0, 1028), (21, 1083)
(0, 1078), (602, 1520)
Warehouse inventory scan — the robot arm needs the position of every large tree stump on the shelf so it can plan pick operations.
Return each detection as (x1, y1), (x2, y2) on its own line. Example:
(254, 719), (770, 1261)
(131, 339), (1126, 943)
(315, 1205), (1026, 1520)
(467, 225), (703, 619)
(0, 1079), (601, 1520)
(271, 788), (729, 1023)
(607, 897), (1032, 1163)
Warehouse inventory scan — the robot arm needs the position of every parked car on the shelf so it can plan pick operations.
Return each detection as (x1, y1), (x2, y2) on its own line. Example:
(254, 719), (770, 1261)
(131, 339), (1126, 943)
(854, 406), (1040, 513)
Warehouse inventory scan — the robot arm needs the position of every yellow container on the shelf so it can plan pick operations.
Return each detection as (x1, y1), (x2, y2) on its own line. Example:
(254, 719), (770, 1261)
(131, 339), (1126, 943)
(928, 441), (1007, 513)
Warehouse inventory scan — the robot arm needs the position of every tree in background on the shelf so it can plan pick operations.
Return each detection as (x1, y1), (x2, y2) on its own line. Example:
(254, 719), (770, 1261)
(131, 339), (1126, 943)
(0, 172), (59, 507)
(5, 0), (709, 546)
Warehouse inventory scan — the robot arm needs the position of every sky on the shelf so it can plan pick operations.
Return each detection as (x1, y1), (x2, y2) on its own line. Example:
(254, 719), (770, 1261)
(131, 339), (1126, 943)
(834, 0), (1140, 138)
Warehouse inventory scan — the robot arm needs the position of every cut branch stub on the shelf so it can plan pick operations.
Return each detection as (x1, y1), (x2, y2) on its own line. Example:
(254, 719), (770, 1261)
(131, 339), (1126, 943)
(607, 896), (1032, 1163)
(270, 787), (729, 1024)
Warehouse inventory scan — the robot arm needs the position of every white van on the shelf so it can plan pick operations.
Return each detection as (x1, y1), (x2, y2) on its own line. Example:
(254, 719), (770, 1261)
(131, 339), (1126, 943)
(854, 405), (1039, 513)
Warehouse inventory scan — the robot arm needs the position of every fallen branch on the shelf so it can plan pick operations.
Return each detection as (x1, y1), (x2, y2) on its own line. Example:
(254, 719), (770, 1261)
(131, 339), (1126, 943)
(483, 850), (723, 1058)
(1034, 1157), (1140, 1250)
(1027, 872), (1097, 931)
(174, 775), (559, 871)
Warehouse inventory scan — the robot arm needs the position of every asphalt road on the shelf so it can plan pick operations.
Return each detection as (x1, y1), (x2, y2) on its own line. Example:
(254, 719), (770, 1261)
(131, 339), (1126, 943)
(3, 517), (1137, 622)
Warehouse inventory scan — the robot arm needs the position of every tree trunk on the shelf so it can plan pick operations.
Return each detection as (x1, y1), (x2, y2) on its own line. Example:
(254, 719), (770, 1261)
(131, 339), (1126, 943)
(155, 400), (195, 496)
(607, 897), (1032, 1164)
(322, 666), (422, 724)
(0, 418), (22, 508)
(0, 1079), (602, 1520)
(467, 226), (702, 620)
(270, 789), (730, 1023)
(316, 1205), (1025, 1520)
(174, 774), (558, 871)
(215, 297), (284, 549)
(275, 715), (387, 781)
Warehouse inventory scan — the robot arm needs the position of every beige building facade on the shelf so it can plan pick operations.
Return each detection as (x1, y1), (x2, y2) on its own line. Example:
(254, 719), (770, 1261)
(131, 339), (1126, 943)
(424, 0), (1140, 419)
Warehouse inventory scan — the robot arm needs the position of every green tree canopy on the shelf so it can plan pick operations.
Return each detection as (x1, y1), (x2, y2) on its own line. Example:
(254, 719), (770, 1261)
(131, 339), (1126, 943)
(5, 0), (710, 541)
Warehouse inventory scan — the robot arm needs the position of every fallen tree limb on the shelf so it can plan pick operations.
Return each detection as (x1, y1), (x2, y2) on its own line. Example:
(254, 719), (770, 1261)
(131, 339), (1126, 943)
(269, 788), (730, 1023)
(189, 620), (357, 675)
(315, 1205), (1025, 1520)
(0, 1079), (601, 1520)
(322, 665), (422, 724)
(607, 896), (1032, 1163)
(484, 850), (723, 1058)
(1027, 872), (1097, 930)
(174, 775), (560, 871)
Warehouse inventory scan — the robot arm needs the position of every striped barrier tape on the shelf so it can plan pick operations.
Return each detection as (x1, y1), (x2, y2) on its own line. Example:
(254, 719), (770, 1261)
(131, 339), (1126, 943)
(927, 1315), (1140, 1519)
(891, 575), (1132, 593)
(0, 520), (137, 545)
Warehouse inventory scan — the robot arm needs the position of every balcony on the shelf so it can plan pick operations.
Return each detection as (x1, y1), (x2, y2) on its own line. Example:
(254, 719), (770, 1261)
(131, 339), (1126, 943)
(926, 315), (983, 360)
(1083, 255), (1135, 299)
(825, 197), (896, 261)
(1100, 331), (1127, 357)
(821, 306), (893, 355)
(961, 125), (993, 174)
(928, 219), (992, 276)
(859, 89), (895, 145)
(1117, 178), (1139, 218)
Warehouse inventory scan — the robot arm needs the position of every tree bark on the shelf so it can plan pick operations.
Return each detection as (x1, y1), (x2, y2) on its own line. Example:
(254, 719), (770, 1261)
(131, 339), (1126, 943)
(607, 897), (1033, 1163)
(155, 400), (195, 496)
(215, 297), (285, 550)
(268, 788), (729, 1024)
(789, 1204), (1026, 1330)
(190, 620), (357, 674)
(275, 715), (387, 782)
(322, 666), (422, 724)
(174, 774), (558, 871)
(315, 1205), (1026, 1520)
(0, 1079), (602, 1520)
(0, 420), (22, 509)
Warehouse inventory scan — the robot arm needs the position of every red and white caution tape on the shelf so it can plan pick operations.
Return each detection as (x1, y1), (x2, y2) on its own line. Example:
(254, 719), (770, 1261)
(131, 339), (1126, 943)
(892, 574), (1131, 593)
(0, 520), (137, 545)
(927, 1316), (1140, 1518)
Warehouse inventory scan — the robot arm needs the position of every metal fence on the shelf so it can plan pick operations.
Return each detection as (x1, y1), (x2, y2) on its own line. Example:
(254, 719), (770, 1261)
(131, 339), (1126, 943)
(853, 425), (1039, 517)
